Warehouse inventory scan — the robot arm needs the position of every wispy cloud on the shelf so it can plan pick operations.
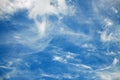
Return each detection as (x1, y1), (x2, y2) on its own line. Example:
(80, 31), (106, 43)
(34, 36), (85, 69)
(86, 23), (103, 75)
(0, 0), (75, 52)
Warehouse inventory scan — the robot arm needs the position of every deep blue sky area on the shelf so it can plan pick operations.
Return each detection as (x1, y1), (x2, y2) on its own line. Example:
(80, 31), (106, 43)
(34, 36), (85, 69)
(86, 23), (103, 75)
(0, 0), (120, 80)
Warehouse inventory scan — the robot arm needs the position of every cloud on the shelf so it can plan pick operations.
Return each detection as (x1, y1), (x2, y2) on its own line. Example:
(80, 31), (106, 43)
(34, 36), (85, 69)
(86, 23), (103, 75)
(0, 0), (33, 18)
(53, 55), (67, 63)
(100, 24), (120, 42)
(41, 73), (78, 79)
(95, 57), (120, 80)
(1, 0), (120, 80)
(97, 71), (120, 80)
(27, 0), (74, 39)
(91, 0), (120, 42)
(28, 0), (69, 19)
(59, 26), (92, 47)
(0, 0), (73, 36)
(0, 0), (72, 19)
(0, 0), (75, 53)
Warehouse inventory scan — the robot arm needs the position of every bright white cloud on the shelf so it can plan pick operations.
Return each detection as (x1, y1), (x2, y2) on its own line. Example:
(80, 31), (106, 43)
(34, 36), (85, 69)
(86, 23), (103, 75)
(97, 71), (120, 80)
(28, 0), (69, 19)
(0, 0), (33, 17)
(0, 0), (71, 18)
(0, 0), (72, 36)
(112, 58), (119, 66)
(28, 0), (56, 19)
(0, 0), (75, 52)
(53, 56), (67, 63)
(27, 0), (73, 38)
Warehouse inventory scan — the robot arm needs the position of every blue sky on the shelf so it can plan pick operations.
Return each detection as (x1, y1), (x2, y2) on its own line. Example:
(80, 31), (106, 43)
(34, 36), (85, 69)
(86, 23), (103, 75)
(0, 0), (120, 80)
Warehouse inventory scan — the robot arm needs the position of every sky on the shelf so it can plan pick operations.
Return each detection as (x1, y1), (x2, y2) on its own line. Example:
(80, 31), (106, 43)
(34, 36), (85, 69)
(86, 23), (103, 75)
(0, 0), (120, 80)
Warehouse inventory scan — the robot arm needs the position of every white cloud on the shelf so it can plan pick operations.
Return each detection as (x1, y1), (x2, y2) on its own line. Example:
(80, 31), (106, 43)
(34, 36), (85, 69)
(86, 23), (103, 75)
(36, 18), (48, 37)
(0, 0), (71, 18)
(0, 0), (75, 52)
(27, 0), (73, 38)
(41, 73), (77, 79)
(91, 0), (120, 43)
(59, 26), (92, 47)
(112, 58), (119, 66)
(0, 66), (13, 69)
(0, 0), (72, 36)
(28, 0), (70, 19)
(100, 25), (120, 42)
(53, 56), (67, 63)
(0, 0), (33, 17)
(41, 73), (59, 79)
(100, 31), (113, 42)
(28, 0), (56, 19)
(97, 71), (120, 80)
